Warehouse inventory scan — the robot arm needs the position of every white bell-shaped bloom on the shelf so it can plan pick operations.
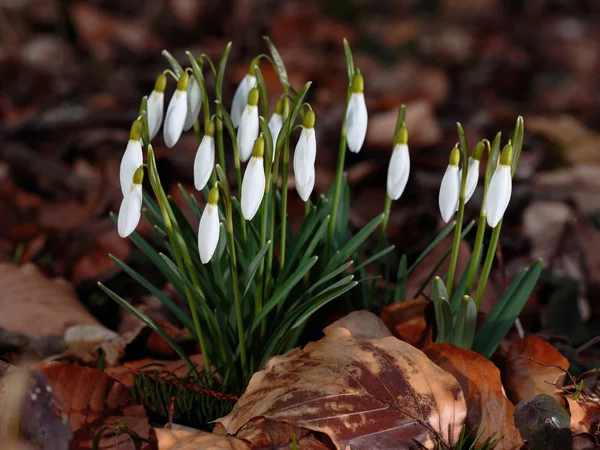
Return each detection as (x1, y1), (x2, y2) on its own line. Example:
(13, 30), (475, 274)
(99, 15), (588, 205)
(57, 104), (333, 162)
(241, 137), (266, 220)
(386, 143), (410, 200)
(118, 167), (144, 238)
(295, 163), (315, 202)
(485, 143), (513, 227)
(268, 113), (283, 161)
(120, 121), (143, 197)
(346, 72), (367, 153)
(193, 123), (215, 191)
(460, 157), (480, 205)
(183, 76), (202, 131)
(293, 111), (317, 202)
(439, 146), (461, 223)
(231, 73), (257, 128)
(163, 73), (189, 148)
(198, 187), (220, 264)
(147, 74), (166, 140)
(237, 87), (259, 162)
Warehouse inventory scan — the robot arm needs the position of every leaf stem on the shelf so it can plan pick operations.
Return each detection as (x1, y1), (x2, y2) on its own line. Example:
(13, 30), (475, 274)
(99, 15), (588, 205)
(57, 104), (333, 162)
(474, 220), (502, 309)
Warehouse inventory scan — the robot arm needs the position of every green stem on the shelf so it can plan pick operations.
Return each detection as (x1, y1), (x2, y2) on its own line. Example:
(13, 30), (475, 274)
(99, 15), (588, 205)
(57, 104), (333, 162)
(381, 194), (392, 235)
(279, 138), (290, 270)
(465, 214), (486, 294)
(216, 110), (226, 171)
(233, 155), (247, 243)
(257, 188), (270, 339)
(327, 131), (347, 256)
(446, 157), (469, 297)
(474, 220), (502, 309)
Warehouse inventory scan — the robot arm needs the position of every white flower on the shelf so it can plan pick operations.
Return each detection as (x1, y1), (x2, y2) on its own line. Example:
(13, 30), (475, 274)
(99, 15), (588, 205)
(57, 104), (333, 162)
(293, 125), (317, 202)
(241, 138), (266, 220)
(163, 73), (189, 148)
(268, 112), (283, 161)
(459, 157), (480, 205)
(346, 92), (368, 153)
(485, 164), (512, 228)
(120, 122), (143, 197)
(147, 74), (166, 140)
(237, 87), (260, 163)
(386, 143), (410, 200)
(198, 187), (220, 264)
(439, 146), (461, 223)
(231, 73), (256, 128)
(183, 76), (202, 131)
(193, 135), (215, 191)
(118, 166), (144, 238)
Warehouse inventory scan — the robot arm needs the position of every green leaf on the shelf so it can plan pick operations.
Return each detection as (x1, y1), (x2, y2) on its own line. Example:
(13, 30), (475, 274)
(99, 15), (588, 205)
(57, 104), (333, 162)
(98, 283), (199, 379)
(243, 240), (271, 298)
(253, 65), (269, 118)
(473, 259), (543, 358)
(457, 122), (469, 168)
(215, 101), (238, 156)
(342, 38), (355, 81)
(162, 50), (185, 77)
(259, 115), (274, 176)
(513, 394), (572, 450)
(263, 36), (289, 88)
(353, 245), (395, 272)
(431, 277), (448, 341)
(215, 42), (232, 102)
(178, 184), (202, 221)
(291, 278), (357, 328)
(439, 298), (454, 343)
(407, 221), (456, 275)
(276, 82), (312, 154)
(452, 295), (477, 349)
(394, 254), (408, 303)
(510, 116), (524, 177)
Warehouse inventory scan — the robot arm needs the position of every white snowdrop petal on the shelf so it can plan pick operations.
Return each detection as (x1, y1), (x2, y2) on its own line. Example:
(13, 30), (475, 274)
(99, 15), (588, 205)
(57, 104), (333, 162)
(439, 165), (460, 223)
(237, 106), (259, 162)
(231, 74), (256, 128)
(485, 165), (512, 227)
(163, 90), (187, 148)
(183, 77), (203, 131)
(268, 113), (283, 161)
(295, 163), (315, 202)
(118, 185), (143, 238)
(463, 158), (480, 204)
(147, 90), (164, 140)
(193, 136), (215, 191)
(346, 93), (368, 153)
(198, 203), (220, 264)
(119, 139), (143, 197)
(386, 143), (410, 200)
(241, 157), (265, 220)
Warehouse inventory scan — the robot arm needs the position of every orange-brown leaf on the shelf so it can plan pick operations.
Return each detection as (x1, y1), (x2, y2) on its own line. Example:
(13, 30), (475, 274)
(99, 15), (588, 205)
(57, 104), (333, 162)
(380, 298), (428, 347)
(217, 327), (466, 449)
(323, 310), (392, 340)
(504, 335), (569, 405)
(425, 343), (524, 450)
(156, 428), (249, 450)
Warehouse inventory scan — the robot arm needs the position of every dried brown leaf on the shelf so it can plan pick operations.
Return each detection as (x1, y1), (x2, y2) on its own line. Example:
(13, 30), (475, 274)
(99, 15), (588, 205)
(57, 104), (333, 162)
(425, 344), (523, 450)
(323, 310), (392, 341)
(380, 298), (428, 347)
(156, 427), (249, 450)
(217, 327), (466, 449)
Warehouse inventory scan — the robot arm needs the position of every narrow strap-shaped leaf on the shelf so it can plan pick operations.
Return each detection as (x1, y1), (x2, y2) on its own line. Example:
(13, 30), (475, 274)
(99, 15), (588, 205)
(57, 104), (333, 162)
(342, 38), (355, 81)
(161, 50), (184, 77)
(263, 36), (289, 88)
(353, 245), (395, 272)
(242, 240), (272, 298)
(291, 279), (357, 329)
(178, 184), (202, 221)
(276, 82), (312, 154)
(215, 42), (232, 102)
(439, 298), (454, 343)
(253, 66), (269, 119)
(452, 295), (477, 349)
(394, 254), (408, 303)
(407, 221), (457, 275)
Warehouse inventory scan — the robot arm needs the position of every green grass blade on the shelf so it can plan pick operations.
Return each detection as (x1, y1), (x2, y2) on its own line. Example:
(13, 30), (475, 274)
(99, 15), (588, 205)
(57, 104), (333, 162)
(242, 240), (271, 298)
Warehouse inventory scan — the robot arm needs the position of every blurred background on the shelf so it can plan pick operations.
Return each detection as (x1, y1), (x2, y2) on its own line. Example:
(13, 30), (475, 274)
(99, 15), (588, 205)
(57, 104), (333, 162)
(2, 0), (600, 346)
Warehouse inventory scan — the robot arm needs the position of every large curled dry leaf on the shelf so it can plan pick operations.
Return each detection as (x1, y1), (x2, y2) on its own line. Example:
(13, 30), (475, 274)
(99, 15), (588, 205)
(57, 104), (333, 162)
(504, 335), (569, 405)
(156, 427), (250, 450)
(0, 263), (100, 336)
(323, 310), (392, 340)
(36, 362), (154, 449)
(561, 370), (600, 440)
(216, 327), (466, 449)
(425, 343), (524, 450)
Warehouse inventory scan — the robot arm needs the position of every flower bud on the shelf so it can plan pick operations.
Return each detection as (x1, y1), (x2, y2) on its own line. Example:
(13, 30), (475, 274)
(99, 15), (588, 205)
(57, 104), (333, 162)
(147, 74), (166, 140)
(241, 145), (266, 220)
(386, 136), (410, 201)
(118, 165), (144, 238)
(163, 74), (189, 148)
(193, 121), (215, 191)
(120, 120), (143, 197)
(293, 116), (317, 202)
(485, 143), (513, 227)
(231, 73), (257, 128)
(198, 186), (220, 264)
(237, 88), (260, 162)
(438, 145), (460, 223)
(346, 72), (367, 153)
(183, 75), (203, 131)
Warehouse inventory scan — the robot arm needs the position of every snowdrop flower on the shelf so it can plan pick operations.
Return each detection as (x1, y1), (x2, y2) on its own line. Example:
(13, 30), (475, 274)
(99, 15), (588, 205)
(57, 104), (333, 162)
(268, 98), (284, 161)
(293, 110), (316, 202)
(147, 74), (166, 140)
(118, 166), (144, 238)
(198, 186), (220, 264)
(485, 143), (513, 228)
(241, 136), (266, 220)
(231, 70), (257, 128)
(237, 87), (259, 163)
(439, 145), (461, 223)
(183, 75), (202, 131)
(120, 120), (143, 197)
(193, 121), (215, 191)
(386, 124), (410, 200)
(163, 72), (189, 148)
(458, 141), (484, 207)
(346, 71), (368, 153)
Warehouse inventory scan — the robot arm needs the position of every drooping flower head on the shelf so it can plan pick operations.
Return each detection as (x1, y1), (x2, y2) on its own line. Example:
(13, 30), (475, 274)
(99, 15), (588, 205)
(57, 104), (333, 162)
(147, 73), (166, 140)
(346, 71), (368, 153)
(183, 75), (203, 132)
(241, 136), (266, 220)
(118, 165), (144, 238)
(386, 123), (410, 201)
(163, 72), (189, 148)
(268, 97), (284, 162)
(460, 140), (485, 206)
(120, 120), (143, 197)
(231, 67), (257, 128)
(485, 143), (513, 228)
(198, 185), (220, 264)
(293, 110), (316, 202)
(193, 120), (216, 191)
(237, 87), (260, 163)
(439, 144), (461, 223)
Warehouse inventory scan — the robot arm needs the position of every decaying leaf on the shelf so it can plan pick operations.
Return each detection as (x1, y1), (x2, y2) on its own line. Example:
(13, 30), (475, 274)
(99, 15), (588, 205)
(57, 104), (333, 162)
(560, 370), (600, 440)
(323, 310), (392, 340)
(380, 298), (428, 347)
(156, 427), (250, 450)
(216, 327), (466, 449)
(504, 335), (569, 405)
(35, 362), (154, 449)
(0, 263), (100, 336)
(425, 343), (523, 449)
(513, 394), (573, 450)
